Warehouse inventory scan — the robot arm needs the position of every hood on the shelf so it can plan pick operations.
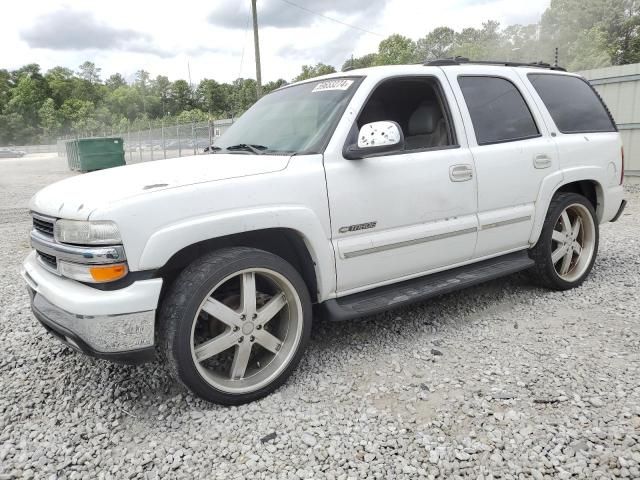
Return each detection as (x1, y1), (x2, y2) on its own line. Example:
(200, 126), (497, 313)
(30, 153), (290, 219)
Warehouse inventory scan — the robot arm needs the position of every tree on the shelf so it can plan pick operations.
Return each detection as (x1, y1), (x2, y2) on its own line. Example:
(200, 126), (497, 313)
(0, 69), (11, 113)
(11, 64), (42, 83)
(60, 98), (99, 134)
(105, 73), (127, 90)
(0, 112), (35, 144)
(78, 61), (101, 84)
(452, 21), (503, 60)
(5, 75), (47, 128)
(169, 80), (192, 114)
(135, 70), (150, 90)
(376, 34), (417, 65)
(569, 26), (612, 70)
(230, 78), (258, 114)
(341, 53), (378, 71)
(263, 78), (288, 94)
(293, 63), (336, 82)
(606, 0), (640, 64)
(152, 75), (172, 116)
(45, 67), (74, 107)
(415, 27), (456, 61)
(38, 98), (61, 138)
(106, 85), (143, 121)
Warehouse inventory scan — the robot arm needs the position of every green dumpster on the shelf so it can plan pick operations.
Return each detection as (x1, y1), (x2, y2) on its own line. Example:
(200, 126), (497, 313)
(65, 137), (126, 172)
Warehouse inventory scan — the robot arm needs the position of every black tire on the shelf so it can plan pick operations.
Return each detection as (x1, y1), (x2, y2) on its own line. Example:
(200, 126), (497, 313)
(529, 192), (599, 290)
(158, 247), (312, 405)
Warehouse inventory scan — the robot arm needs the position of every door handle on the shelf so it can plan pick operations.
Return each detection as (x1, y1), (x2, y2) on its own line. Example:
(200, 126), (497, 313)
(450, 164), (473, 182)
(533, 154), (552, 169)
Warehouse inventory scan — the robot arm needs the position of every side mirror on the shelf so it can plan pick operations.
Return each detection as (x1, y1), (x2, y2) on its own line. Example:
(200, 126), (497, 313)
(344, 121), (404, 160)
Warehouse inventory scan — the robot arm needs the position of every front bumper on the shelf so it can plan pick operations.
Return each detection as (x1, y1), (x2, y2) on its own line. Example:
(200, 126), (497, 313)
(22, 251), (162, 364)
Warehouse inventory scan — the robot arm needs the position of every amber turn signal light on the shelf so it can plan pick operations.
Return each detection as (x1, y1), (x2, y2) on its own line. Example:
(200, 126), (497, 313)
(89, 264), (128, 283)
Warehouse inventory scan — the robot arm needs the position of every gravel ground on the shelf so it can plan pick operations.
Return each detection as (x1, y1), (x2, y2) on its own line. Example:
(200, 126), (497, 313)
(1, 155), (639, 479)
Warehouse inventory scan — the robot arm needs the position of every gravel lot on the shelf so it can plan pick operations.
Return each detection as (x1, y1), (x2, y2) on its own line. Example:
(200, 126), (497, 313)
(1, 154), (639, 479)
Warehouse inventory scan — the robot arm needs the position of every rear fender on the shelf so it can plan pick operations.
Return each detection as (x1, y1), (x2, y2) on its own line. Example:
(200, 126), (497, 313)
(529, 166), (605, 244)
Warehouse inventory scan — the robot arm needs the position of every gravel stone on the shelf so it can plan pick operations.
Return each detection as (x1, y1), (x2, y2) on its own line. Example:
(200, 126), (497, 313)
(1, 155), (639, 479)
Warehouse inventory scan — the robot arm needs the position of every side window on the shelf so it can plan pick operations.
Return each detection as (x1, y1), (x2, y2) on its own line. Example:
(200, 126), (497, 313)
(458, 76), (539, 145)
(355, 77), (455, 151)
(528, 74), (616, 134)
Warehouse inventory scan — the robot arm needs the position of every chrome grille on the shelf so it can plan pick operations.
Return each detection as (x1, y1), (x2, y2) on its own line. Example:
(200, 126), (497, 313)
(33, 215), (54, 237)
(37, 250), (57, 269)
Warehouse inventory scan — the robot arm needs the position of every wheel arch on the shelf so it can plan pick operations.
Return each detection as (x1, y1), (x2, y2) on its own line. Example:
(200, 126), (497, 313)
(556, 179), (603, 218)
(530, 169), (605, 245)
(157, 228), (322, 303)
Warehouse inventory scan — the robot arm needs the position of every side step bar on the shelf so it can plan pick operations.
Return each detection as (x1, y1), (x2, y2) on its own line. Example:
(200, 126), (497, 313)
(321, 251), (534, 321)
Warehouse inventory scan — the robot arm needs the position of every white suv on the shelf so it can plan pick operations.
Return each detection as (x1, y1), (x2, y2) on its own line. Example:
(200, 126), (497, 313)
(22, 60), (627, 404)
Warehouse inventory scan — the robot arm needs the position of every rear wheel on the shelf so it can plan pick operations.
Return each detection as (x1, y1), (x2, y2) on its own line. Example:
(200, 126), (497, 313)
(159, 247), (312, 405)
(529, 192), (599, 290)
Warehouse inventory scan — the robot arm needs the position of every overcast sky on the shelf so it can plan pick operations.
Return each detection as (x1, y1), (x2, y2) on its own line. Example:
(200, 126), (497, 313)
(3, 0), (550, 84)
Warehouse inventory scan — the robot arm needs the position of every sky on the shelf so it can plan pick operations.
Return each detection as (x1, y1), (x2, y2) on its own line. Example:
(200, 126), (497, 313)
(2, 0), (551, 84)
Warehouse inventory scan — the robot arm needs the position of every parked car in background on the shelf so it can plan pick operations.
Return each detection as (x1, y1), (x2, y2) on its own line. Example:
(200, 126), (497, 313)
(23, 59), (626, 405)
(0, 148), (26, 158)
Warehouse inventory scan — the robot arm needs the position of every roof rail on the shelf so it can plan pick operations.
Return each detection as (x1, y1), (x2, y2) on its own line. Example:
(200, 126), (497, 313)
(425, 56), (567, 72)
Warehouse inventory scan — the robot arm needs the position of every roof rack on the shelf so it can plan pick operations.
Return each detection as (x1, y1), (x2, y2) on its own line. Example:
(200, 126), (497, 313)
(425, 56), (567, 72)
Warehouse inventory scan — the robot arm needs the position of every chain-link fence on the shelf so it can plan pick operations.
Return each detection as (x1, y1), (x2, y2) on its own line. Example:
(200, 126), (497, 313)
(57, 119), (234, 164)
(5, 144), (58, 154)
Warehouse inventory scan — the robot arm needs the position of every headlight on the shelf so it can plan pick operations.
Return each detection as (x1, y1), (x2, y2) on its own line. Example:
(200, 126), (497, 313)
(58, 260), (128, 283)
(54, 220), (121, 245)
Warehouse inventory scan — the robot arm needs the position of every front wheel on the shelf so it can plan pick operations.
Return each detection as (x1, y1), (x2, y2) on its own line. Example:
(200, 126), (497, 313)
(529, 192), (599, 290)
(159, 247), (312, 405)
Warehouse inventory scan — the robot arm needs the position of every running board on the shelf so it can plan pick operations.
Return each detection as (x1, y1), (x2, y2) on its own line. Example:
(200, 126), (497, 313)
(321, 251), (534, 321)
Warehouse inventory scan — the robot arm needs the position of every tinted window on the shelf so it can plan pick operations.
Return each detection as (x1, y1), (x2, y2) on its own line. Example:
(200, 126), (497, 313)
(528, 74), (616, 134)
(458, 76), (539, 145)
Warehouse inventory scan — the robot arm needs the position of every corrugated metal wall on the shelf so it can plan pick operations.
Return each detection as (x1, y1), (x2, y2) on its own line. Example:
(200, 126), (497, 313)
(579, 63), (640, 176)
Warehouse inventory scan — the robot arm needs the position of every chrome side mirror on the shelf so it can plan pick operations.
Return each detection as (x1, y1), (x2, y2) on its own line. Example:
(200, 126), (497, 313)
(344, 121), (404, 159)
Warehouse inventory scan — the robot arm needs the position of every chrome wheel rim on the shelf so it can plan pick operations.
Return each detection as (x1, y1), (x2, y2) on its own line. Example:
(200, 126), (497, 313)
(190, 268), (303, 394)
(551, 203), (596, 282)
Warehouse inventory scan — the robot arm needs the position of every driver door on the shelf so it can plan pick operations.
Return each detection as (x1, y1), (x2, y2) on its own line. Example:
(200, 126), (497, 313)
(323, 73), (479, 295)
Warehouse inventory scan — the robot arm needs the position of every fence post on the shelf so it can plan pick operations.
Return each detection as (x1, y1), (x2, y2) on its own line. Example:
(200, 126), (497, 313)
(192, 120), (196, 155)
(149, 122), (154, 162)
(177, 119), (181, 157)
(161, 120), (166, 160)
(208, 118), (213, 149)
(127, 124), (132, 163)
(138, 127), (142, 163)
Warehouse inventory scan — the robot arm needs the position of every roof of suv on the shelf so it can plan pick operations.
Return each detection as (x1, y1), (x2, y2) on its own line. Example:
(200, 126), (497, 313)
(291, 61), (578, 89)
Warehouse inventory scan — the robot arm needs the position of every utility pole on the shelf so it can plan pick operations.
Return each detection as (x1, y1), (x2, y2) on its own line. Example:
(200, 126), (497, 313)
(251, 0), (263, 98)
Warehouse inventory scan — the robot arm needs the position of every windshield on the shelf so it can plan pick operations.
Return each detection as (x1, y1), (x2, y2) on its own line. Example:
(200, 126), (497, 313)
(214, 77), (360, 154)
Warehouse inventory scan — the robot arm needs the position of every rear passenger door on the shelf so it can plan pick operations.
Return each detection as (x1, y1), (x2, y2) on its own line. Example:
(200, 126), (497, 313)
(443, 67), (559, 258)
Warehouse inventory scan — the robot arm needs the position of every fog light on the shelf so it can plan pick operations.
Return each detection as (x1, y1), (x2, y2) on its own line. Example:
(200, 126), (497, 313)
(58, 260), (128, 283)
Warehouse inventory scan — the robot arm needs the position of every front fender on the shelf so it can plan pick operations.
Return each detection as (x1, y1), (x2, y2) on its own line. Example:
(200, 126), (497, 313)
(138, 205), (336, 301)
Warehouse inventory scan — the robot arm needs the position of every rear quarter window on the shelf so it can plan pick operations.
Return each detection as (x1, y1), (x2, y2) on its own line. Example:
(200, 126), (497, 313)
(527, 74), (617, 134)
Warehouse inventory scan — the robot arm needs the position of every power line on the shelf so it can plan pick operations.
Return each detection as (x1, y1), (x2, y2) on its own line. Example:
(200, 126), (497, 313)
(278, 0), (383, 37)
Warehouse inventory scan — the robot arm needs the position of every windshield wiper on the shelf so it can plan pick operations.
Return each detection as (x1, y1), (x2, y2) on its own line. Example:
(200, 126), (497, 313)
(223, 143), (268, 155)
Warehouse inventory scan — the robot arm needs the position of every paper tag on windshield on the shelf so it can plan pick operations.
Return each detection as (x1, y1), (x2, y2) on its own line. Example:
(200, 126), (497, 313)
(312, 79), (354, 92)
